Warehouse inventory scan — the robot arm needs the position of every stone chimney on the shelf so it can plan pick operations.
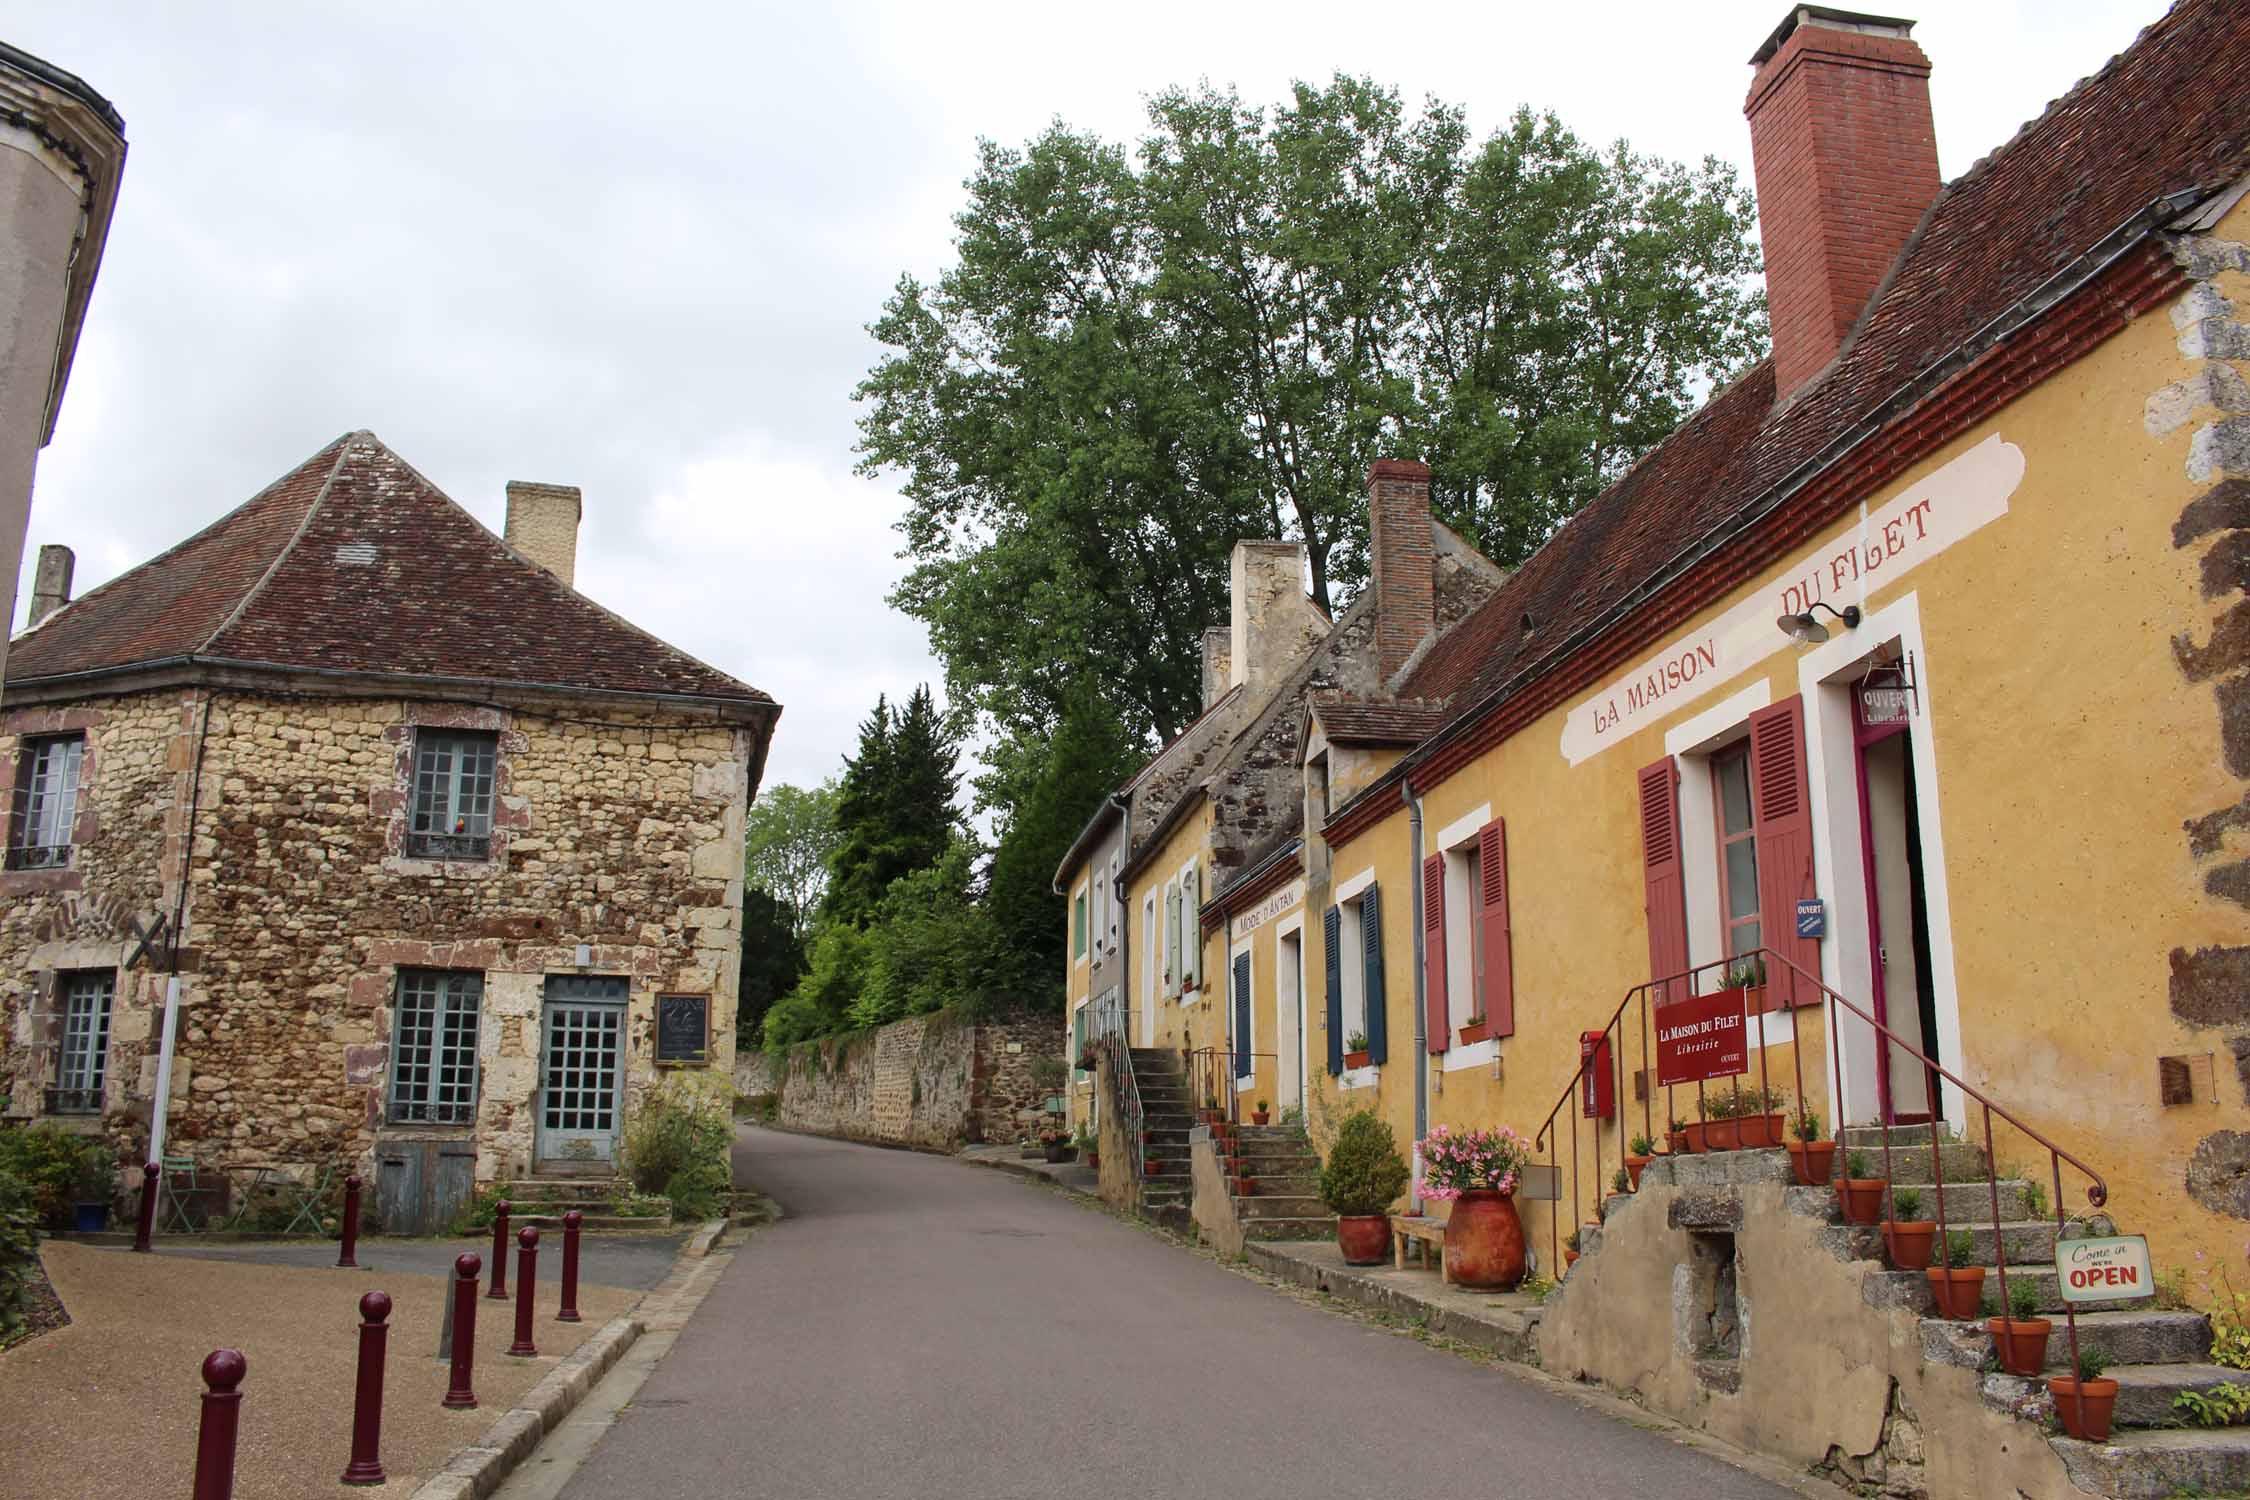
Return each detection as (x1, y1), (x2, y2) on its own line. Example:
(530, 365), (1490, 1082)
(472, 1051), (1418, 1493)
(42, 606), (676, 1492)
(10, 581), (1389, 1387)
(1367, 459), (1434, 684)
(1745, 8), (1940, 402)
(1228, 540), (1324, 703)
(504, 481), (582, 587)
(27, 543), (72, 627)
(1201, 627), (1233, 709)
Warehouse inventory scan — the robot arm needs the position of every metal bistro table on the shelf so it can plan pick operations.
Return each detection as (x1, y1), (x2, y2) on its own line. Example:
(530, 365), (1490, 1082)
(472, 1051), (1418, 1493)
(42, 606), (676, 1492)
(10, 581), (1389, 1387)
(218, 1160), (338, 1235)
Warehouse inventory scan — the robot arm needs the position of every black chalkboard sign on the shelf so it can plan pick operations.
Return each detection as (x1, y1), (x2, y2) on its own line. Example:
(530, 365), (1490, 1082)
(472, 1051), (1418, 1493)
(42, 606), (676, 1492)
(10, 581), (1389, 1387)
(656, 994), (710, 1063)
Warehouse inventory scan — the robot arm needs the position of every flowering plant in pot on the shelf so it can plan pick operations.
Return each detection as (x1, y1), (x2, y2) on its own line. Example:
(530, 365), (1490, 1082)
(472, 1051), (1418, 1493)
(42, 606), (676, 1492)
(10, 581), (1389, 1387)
(1926, 1229), (1987, 1319)
(1786, 1110), (1837, 1187)
(1343, 1031), (1371, 1070)
(1836, 1149), (1888, 1226)
(1883, 1185), (1936, 1270)
(2049, 1347), (2117, 1441)
(1697, 1088), (1742, 1152)
(1458, 1011), (1491, 1047)
(1419, 1124), (1534, 1289)
(1038, 1126), (1077, 1164)
(1988, 1275), (2053, 1377)
(1320, 1110), (1410, 1265)
(1252, 1098), (1271, 1126)
(1625, 1134), (1655, 1190)
(1736, 1083), (1789, 1149)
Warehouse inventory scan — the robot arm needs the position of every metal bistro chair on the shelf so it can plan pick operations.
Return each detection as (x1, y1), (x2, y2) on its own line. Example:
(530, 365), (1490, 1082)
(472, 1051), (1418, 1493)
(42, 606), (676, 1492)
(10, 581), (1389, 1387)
(158, 1154), (208, 1234)
(277, 1159), (338, 1237)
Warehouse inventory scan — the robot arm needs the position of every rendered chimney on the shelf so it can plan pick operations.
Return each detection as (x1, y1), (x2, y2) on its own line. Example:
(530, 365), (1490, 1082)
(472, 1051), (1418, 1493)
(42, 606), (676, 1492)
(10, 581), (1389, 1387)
(1202, 627), (1234, 709)
(1367, 459), (1434, 685)
(27, 543), (72, 626)
(1228, 540), (1324, 702)
(504, 481), (582, 587)
(1745, 7), (1940, 402)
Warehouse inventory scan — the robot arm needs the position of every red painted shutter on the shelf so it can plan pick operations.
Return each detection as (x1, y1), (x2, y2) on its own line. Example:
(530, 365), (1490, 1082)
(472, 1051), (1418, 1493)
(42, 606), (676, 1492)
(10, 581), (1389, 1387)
(1750, 696), (1819, 1011)
(1478, 818), (1515, 1038)
(1639, 757), (1689, 1003)
(1422, 853), (1447, 1053)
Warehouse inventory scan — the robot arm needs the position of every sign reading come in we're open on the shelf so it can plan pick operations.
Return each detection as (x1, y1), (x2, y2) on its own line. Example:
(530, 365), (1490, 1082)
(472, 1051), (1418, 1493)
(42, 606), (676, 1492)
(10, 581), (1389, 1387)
(1655, 987), (1749, 1088)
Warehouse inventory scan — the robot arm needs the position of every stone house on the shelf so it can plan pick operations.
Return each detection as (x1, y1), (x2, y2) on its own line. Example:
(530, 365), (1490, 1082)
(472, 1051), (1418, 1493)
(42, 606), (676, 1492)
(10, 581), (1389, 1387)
(0, 430), (779, 1230)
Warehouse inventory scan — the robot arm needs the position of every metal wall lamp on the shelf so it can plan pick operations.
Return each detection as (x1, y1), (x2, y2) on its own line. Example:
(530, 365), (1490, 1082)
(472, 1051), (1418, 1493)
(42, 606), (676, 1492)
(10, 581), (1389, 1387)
(1776, 601), (1861, 643)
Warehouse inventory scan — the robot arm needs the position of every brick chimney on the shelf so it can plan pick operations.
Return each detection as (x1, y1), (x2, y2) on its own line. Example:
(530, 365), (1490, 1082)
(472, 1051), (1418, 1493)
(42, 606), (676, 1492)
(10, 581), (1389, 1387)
(27, 543), (72, 626)
(1746, 8), (1940, 401)
(504, 481), (582, 587)
(1367, 459), (1434, 684)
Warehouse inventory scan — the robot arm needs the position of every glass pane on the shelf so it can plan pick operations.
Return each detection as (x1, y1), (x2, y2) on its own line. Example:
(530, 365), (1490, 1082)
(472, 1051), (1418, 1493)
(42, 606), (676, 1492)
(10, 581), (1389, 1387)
(1717, 753), (1753, 835)
(1725, 838), (1760, 921)
(1729, 917), (1762, 956)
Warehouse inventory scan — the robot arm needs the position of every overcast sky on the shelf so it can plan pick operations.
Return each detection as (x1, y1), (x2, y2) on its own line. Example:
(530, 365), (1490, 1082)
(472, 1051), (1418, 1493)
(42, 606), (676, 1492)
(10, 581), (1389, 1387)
(10, 1), (2168, 793)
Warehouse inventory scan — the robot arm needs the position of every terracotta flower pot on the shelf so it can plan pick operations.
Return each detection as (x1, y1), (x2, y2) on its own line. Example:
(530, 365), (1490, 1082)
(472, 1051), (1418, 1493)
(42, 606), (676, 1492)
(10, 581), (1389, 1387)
(1337, 1214), (1391, 1265)
(1706, 1118), (1742, 1151)
(1738, 1112), (1786, 1149)
(1147, 1159), (1165, 1176)
(1457, 1021), (1491, 1046)
(2048, 1376), (2119, 1442)
(1926, 1266), (1987, 1320)
(1563, 1248), (1580, 1269)
(1442, 1188), (1527, 1290)
(1344, 1049), (1371, 1069)
(1679, 1122), (1709, 1153)
(1988, 1316), (2052, 1377)
(1884, 1219), (1937, 1270)
(1741, 985), (1767, 1014)
(1087, 1151), (1100, 1169)
(1625, 1153), (1652, 1190)
(1251, 1111), (1270, 1125)
(1837, 1177), (1887, 1226)
(1787, 1140), (1837, 1186)
(1234, 1177), (1258, 1196)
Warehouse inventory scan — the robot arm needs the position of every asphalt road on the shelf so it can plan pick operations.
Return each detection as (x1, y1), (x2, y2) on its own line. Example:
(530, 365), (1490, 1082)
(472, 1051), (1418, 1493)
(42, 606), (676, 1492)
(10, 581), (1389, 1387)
(553, 1126), (1800, 1500)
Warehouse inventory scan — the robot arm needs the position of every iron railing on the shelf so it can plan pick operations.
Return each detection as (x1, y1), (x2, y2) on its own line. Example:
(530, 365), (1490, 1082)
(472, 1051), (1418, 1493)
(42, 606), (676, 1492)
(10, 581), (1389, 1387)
(1186, 1047), (1279, 1127)
(1089, 987), (1143, 1180)
(1532, 944), (2108, 1429)
(44, 1085), (101, 1115)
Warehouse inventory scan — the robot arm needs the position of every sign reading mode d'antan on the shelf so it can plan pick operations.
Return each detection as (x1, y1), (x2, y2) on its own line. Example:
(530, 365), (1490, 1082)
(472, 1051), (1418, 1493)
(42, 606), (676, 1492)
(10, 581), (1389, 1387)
(1655, 986), (1749, 1088)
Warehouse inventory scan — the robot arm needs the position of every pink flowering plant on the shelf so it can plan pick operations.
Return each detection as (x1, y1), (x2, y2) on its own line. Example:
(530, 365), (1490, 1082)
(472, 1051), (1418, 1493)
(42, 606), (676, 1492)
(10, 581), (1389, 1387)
(1416, 1123), (1533, 1201)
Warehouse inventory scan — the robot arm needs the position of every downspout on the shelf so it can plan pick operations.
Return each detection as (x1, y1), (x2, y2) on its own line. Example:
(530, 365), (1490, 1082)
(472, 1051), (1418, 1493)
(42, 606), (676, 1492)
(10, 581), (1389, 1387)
(1404, 780), (1427, 1208)
(149, 688), (215, 1164)
(1223, 906), (1236, 1120)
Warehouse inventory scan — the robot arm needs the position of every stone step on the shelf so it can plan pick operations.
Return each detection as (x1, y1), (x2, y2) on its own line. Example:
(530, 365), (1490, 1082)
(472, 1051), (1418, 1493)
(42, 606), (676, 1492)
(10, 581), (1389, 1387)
(2109, 1361), (2246, 1428)
(1235, 1195), (1327, 1219)
(1226, 1173), (1320, 1194)
(513, 1211), (670, 1231)
(491, 1179), (627, 1200)
(1856, 1142), (1990, 1185)
(1862, 1268), (2149, 1317)
(1244, 1217), (1337, 1242)
(1838, 1122), (1952, 1150)
(1922, 1310), (2212, 1371)
(2050, 1427), (2250, 1499)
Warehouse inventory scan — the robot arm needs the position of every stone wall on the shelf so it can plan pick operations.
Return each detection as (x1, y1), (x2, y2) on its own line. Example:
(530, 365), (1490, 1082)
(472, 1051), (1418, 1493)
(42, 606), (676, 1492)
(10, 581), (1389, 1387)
(770, 1007), (1062, 1151)
(0, 684), (756, 1190)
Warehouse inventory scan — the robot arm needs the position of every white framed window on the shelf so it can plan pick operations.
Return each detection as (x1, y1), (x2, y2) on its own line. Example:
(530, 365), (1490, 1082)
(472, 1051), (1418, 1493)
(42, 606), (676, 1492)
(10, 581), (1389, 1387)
(50, 970), (113, 1114)
(1178, 861), (1202, 996)
(1072, 884), (1089, 963)
(389, 969), (483, 1124)
(409, 730), (497, 860)
(9, 733), (84, 870)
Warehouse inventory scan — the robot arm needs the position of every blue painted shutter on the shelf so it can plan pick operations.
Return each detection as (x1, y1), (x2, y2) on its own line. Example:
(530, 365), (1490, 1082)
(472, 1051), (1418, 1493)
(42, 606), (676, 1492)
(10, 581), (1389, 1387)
(1323, 906), (1344, 1076)
(1232, 953), (1252, 1078)
(1362, 884), (1388, 1065)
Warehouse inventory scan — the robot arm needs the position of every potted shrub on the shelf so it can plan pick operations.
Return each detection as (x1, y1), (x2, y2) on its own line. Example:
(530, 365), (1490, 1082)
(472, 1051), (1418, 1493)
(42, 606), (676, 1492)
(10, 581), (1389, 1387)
(1611, 1166), (1633, 1197)
(1668, 1116), (1695, 1156)
(1320, 1110), (1410, 1265)
(2049, 1348), (2117, 1441)
(1343, 1031), (1372, 1070)
(72, 1148), (117, 1234)
(1722, 954), (1768, 1016)
(1234, 1171), (1258, 1197)
(1988, 1275), (2053, 1377)
(1787, 1110), (1837, 1187)
(1458, 1012), (1491, 1047)
(1836, 1149), (1887, 1226)
(1417, 1123), (1534, 1290)
(1625, 1134), (1655, 1190)
(1736, 1084), (1789, 1149)
(1252, 1098), (1271, 1126)
(1039, 1127), (1077, 1164)
(1201, 1094), (1224, 1127)
(1563, 1227), (1582, 1269)
(1926, 1229), (1986, 1318)
(1883, 1185), (1936, 1270)
(1701, 1086), (1743, 1152)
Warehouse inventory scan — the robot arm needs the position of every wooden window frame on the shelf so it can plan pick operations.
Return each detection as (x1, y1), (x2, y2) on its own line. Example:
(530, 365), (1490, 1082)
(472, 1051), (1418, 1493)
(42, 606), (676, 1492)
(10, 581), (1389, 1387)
(408, 730), (498, 861)
(389, 969), (483, 1125)
(8, 733), (84, 870)
(1712, 744), (1763, 963)
(48, 969), (113, 1114)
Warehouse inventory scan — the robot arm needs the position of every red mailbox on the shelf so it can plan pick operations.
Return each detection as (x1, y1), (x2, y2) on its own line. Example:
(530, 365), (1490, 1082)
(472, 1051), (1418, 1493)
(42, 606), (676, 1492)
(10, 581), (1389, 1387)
(1579, 1031), (1615, 1120)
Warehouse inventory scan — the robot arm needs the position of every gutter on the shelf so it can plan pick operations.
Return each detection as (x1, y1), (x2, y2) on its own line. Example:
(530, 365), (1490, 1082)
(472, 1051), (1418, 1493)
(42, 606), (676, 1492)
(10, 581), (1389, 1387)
(1052, 793), (1128, 896)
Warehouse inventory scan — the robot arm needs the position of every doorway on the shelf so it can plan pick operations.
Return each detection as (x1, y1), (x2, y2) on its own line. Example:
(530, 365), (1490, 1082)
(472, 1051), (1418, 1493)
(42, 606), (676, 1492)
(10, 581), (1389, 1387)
(538, 975), (628, 1170)
(1854, 704), (1942, 1125)
(1276, 928), (1304, 1115)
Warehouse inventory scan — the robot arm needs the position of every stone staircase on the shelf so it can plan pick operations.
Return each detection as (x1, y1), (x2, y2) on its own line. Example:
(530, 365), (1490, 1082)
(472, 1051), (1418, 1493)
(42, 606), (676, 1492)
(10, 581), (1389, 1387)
(1125, 1048), (1195, 1231)
(1213, 1123), (1334, 1242)
(488, 1176), (672, 1231)
(1824, 1124), (2246, 1498)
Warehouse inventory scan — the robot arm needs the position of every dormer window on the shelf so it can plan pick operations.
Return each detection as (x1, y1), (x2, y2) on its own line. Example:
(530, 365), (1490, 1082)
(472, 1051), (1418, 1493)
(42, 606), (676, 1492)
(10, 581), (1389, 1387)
(8, 733), (84, 870)
(408, 730), (497, 860)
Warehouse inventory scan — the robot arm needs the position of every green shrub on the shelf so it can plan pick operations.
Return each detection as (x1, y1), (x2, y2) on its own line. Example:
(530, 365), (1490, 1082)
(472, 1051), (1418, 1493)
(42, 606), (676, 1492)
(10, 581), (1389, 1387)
(0, 1125), (113, 1226)
(620, 1076), (733, 1220)
(0, 1166), (38, 1345)
(1319, 1111), (1410, 1217)
(448, 1187), (508, 1237)
(1889, 1186), (1923, 1221)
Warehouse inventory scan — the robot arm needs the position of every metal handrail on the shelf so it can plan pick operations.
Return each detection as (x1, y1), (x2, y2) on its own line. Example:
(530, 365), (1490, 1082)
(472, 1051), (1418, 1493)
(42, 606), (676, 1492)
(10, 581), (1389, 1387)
(1089, 988), (1144, 1180)
(1530, 944), (2109, 1431)
(1185, 1047), (1280, 1128)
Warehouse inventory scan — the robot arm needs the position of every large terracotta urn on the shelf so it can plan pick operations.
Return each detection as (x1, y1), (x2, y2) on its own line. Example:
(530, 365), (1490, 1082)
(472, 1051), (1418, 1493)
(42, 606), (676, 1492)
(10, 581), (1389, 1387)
(1337, 1214), (1390, 1265)
(1443, 1189), (1526, 1289)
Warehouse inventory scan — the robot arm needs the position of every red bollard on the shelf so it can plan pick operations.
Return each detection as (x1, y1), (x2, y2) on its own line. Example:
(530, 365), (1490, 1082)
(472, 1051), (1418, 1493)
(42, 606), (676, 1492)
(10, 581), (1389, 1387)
(340, 1290), (391, 1485)
(444, 1253), (480, 1410)
(557, 1209), (582, 1324)
(336, 1173), (362, 1268)
(508, 1226), (539, 1357)
(133, 1161), (160, 1254)
(486, 1201), (511, 1300)
(192, 1348), (246, 1500)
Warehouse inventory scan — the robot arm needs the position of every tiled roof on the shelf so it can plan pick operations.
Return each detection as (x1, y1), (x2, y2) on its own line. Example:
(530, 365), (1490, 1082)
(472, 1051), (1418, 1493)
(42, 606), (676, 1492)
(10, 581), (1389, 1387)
(8, 431), (772, 706)
(1310, 695), (1454, 747)
(1402, 0), (2250, 713)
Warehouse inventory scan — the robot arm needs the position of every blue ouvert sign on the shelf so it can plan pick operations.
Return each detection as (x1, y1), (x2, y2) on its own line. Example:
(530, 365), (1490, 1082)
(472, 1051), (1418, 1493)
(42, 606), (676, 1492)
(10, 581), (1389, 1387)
(1796, 898), (1826, 940)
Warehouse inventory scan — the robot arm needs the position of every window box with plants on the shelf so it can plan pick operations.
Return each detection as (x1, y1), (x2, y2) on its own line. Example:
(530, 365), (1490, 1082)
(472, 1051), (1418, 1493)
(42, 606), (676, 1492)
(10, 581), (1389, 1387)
(1343, 1031), (1371, 1070)
(1987, 1275), (2052, 1377)
(1457, 1012), (1490, 1047)
(1786, 1110), (1836, 1187)
(1699, 1082), (1788, 1151)
(1719, 954), (1768, 1019)
(1418, 1123), (1534, 1290)
(1320, 1110), (1410, 1265)
(1882, 1185), (1936, 1271)
(1926, 1229), (1986, 1319)
(1835, 1148), (1887, 1227)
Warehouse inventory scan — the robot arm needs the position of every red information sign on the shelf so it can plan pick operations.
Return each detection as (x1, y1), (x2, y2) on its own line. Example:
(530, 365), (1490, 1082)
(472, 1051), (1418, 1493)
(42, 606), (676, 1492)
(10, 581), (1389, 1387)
(1655, 986), (1748, 1088)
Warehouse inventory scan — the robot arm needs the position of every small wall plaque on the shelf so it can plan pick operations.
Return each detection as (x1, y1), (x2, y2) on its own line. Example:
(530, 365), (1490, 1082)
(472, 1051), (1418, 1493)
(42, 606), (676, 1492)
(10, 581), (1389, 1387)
(656, 994), (711, 1065)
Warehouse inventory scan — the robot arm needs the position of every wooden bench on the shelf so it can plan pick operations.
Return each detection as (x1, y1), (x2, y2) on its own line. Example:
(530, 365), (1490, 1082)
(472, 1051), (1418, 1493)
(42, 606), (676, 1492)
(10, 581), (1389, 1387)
(1390, 1214), (1448, 1282)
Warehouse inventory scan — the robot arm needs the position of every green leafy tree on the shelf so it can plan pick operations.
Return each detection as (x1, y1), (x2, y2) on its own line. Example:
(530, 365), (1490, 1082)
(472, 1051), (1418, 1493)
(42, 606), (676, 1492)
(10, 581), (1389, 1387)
(736, 888), (806, 1048)
(762, 922), (871, 1051)
(743, 779), (843, 936)
(858, 76), (1765, 751)
(823, 685), (962, 927)
(852, 839), (998, 1029)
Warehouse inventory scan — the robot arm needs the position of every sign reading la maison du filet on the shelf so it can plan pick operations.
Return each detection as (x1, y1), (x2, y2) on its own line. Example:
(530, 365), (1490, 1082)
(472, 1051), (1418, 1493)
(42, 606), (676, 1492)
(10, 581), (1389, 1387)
(1655, 985), (1748, 1089)
(1559, 435), (2027, 765)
